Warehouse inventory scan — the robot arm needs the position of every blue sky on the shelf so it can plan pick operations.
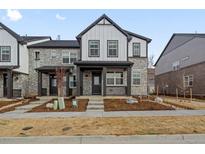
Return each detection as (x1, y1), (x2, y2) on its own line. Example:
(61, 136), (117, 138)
(1, 9), (205, 62)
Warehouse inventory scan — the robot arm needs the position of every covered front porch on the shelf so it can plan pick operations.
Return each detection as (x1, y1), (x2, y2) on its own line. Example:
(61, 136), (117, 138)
(74, 61), (133, 96)
(36, 66), (75, 97)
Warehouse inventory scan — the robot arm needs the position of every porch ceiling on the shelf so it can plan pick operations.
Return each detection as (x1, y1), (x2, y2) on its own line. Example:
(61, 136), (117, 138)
(74, 61), (133, 67)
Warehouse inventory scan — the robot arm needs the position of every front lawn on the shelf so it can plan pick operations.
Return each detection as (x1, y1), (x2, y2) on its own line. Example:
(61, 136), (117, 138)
(0, 116), (205, 136)
(28, 99), (89, 112)
(104, 99), (174, 111)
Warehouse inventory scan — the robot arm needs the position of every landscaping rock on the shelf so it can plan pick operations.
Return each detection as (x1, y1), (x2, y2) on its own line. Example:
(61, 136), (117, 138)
(22, 126), (33, 131)
(62, 127), (72, 132)
(46, 103), (54, 109)
(155, 97), (163, 103)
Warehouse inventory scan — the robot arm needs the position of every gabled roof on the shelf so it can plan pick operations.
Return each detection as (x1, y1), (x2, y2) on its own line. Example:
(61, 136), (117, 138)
(21, 36), (51, 43)
(76, 14), (132, 41)
(123, 29), (152, 43)
(28, 40), (80, 48)
(154, 33), (205, 66)
(0, 22), (23, 43)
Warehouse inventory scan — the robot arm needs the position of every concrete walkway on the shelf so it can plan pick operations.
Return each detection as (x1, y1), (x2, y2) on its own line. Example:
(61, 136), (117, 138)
(0, 134), (204, 144)
(1, 109), (205, 119)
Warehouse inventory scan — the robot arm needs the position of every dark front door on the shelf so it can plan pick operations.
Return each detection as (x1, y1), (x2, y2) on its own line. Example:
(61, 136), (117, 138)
(49, 74), (57, 96)
(3, 74), (8, 97)
(92, 72), (101, 95)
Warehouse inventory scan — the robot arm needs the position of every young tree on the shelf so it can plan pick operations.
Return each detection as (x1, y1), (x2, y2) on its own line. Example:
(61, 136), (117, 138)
(56, 67), (65, 109)
(148, 54), (155, 68)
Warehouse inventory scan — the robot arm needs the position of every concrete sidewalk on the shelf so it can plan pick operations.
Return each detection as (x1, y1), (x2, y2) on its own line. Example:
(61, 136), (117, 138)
(0, 134), (205, 144)
(1, 109), (205, 119)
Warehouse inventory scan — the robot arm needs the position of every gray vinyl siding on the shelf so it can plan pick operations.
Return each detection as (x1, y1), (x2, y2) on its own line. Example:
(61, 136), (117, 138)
(156, 37), (205, 75)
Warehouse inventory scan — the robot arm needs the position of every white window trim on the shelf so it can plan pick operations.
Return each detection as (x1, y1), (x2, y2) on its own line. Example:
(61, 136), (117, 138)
(132, 70), (141, 86)
(106, 72), (124, 86)
(69, 74), (76, 88)
(107, 40), (118, 57)
(0, 46), (11, 62)
(88, 40), (100, 57)
(183, 75), (193, 88)
(133, 42), (141, 57)
(62, 52), (77, 64)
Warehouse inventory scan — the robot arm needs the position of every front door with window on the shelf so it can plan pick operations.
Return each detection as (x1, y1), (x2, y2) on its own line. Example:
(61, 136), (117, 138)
(92, 72), (101, 95)
(49, 75), (57, 96)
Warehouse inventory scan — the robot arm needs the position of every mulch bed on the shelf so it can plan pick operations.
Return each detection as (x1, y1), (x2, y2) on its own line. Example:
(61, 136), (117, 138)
(104, 99), (175, 111)
(28, 99), (89, 112)
(0, 99), (36, 113)
(0, 100), (20, 108)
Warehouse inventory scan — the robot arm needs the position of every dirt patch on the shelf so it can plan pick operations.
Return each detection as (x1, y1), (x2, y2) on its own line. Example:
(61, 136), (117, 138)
(28, 99), (89, 112)
(104, 99), (174, 111)
(0, 99), (35, 113)
(1, 116), (205, 136)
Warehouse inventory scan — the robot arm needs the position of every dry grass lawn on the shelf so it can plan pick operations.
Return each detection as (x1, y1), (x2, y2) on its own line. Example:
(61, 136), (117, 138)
(163, 97), (205, 109)
(1, 116), (205, 137)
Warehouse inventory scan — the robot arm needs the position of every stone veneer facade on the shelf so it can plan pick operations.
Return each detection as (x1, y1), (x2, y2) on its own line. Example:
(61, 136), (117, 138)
(0, 72), (28, 98)
(28, 48), (79, 96)
(129, 57), (148, 96)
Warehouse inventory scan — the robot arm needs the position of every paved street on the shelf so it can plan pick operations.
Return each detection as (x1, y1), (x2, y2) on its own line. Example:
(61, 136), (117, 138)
(0, 134), (205, 144)
(1, 109), (205, 119)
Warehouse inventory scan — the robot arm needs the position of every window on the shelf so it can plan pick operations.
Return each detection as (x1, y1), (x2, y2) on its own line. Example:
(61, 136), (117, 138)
(0, 46), (11, 62)
(35, 51), (40, 60)
(62, 53), (70, 63)
(62, 52), (77, 64)
(70, 53), (77, 63)
(133, 43), (140, 57)
(106, 72), (123, 86)
(88, 40), (100, 57)
(132, 71), (141, 85)
(172, 61), (180, 71)
(69, 75), (76, 88)
(108, 40), (118, 57)
(184, 75), (193, 87)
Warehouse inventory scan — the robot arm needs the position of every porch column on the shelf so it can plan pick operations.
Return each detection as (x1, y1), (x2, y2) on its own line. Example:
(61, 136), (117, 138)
(127, 67), (131, 96)
(38, 71), (42, 96)
(76, 66), (80, 96)
(7, 69), (13, 98)
(102, 67), (107, 96)
(66, 71), (70, 96)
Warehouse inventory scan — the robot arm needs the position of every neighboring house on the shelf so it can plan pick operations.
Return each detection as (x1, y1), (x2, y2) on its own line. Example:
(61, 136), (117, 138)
(148, 68), (155, 94)
(0, 22), (50, 98)
(27, 40), (80, 97)
(155, 33), (205, 97)
(74, 14), (151, 96)
(0, 14), (152, 98)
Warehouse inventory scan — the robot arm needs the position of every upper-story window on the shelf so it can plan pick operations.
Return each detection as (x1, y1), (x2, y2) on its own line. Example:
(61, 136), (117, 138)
(62, 52), (77, 64)
(0, 46), (11, 62)
(88, 40), (100, 57)
(172, 60), (180, 71)
(133, 43), (141, 57)
(107, 40), (118, 57)
(184, 75), (193, 88)
(34, 51), (40, 60)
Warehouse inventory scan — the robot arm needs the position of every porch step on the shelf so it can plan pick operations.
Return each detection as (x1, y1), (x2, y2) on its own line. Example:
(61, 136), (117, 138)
(87, 104), (104, 110)
(88, 101), (104, 105)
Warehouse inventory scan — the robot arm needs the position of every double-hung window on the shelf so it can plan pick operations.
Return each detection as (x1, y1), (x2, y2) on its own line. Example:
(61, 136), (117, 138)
(184, 75), (193, 87)
(88, 40), (100, 57)
(34, 51), (40, 60)
(62, 52), (77, 64)
(0, 46), (11, 62)
(132, 71), (141, 85)
(106, 72), (123, 86)
(133, 43), (140, 57)
(69, 75), (76, 88)
(108, 40), (118, 57)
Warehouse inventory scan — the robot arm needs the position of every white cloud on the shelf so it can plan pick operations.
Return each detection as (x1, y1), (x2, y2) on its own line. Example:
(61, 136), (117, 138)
(56, 13), (66, 21)
(7, 9), (22, 21)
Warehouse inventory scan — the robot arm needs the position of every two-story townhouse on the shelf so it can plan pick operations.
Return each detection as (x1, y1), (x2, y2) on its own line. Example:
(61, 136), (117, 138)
(0, 22), (50, 98)
(155, 33), (205, 97)
(74, 14), (151, 96)
(27, 40), (80, 97)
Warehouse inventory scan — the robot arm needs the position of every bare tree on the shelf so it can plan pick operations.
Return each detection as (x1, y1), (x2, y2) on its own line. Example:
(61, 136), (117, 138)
(56, 67), (65, 97)
(148, 54), (155, 68)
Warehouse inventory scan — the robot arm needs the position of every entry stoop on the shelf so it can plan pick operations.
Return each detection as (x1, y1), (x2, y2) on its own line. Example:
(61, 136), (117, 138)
(86, 96), (104, 111)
